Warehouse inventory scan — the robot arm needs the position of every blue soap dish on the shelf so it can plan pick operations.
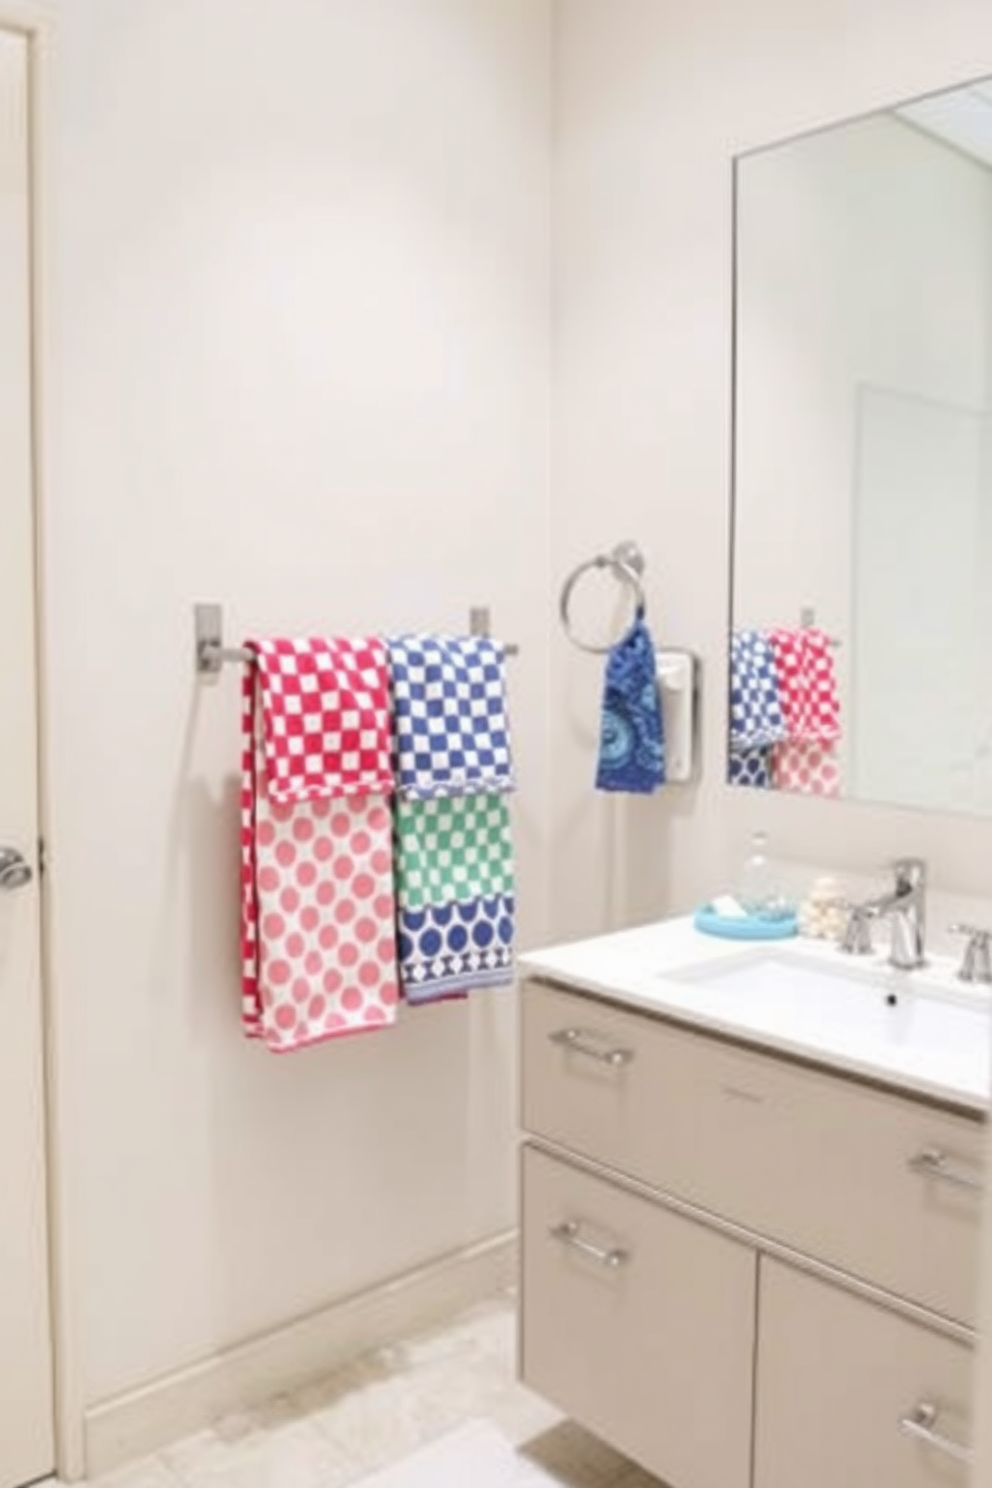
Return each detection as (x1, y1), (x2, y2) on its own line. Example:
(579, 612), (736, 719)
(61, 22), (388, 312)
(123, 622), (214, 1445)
(693, 905), (798, 941)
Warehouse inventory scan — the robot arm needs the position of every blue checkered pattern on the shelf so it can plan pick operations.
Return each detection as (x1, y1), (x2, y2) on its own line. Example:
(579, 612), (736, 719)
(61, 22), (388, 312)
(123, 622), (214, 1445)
(730, 630), (788, 748)
(387, 636), (514, 800)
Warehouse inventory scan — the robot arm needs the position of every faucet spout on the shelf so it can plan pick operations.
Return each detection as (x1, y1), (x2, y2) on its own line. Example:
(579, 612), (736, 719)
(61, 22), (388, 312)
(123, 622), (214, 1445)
(843, 858), (927, 971)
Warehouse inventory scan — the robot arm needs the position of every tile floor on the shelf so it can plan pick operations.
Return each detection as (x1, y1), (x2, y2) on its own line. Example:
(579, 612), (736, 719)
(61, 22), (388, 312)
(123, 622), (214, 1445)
(88, 1292), (662, 1488)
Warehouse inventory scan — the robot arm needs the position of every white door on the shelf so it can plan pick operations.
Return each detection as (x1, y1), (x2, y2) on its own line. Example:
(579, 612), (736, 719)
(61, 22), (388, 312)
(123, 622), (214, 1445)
(0, 23), (54, 1488)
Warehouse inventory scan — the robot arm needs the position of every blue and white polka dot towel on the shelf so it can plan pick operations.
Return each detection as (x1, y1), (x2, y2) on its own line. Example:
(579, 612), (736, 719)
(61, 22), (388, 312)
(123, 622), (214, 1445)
(387, 635), (516, 1005)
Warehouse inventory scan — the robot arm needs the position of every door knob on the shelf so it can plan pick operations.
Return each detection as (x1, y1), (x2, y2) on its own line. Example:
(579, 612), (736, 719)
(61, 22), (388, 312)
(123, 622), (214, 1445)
(0, 847), (33, 891)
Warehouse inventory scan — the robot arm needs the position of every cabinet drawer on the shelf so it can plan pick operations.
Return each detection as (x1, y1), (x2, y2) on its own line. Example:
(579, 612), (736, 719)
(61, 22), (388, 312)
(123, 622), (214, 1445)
(521, 1143), (756, 1488)
(755, 1259), (973, 1488)
(522, 980), (985, 1324)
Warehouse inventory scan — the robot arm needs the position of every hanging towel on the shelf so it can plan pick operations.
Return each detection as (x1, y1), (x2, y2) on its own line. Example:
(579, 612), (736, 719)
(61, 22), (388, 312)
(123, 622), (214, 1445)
(395, 794), (515, 909)
(394, 796), (515, 1004)
(398, 893), (516, 1005)
(728, 747), (773, 789)
(387, 636), (516, 1005)
(595, 612), (665, 794)
(771, 740), (841, 798)
(388, 635), (514, 800)
(730, 629), (789, 748)
(767, 627), (842, 797)
(767, 628), (841, 742)
(728, 630), (787, 791)
(241, 638), (399, 1052)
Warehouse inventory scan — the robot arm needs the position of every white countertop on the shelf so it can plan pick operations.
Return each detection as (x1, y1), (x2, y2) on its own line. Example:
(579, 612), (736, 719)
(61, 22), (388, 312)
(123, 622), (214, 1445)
(519, 918), (992, 1114)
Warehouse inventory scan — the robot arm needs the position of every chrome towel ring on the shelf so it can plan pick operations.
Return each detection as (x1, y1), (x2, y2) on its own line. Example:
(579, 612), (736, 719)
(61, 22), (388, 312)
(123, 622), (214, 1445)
(559, 541), (647, 655)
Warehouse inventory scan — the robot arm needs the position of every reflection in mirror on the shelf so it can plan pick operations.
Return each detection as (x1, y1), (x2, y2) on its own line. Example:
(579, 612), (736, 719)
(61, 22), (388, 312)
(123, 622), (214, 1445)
(731, 77), (992, 815)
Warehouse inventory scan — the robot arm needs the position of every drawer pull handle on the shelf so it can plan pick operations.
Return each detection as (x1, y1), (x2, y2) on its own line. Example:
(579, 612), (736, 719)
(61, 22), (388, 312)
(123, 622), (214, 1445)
(549, 1221), (629, 1269)
(907, 1147), (983, 1193)
(899, 1403), (973, 1465)
(549, 1028), (634, 1067)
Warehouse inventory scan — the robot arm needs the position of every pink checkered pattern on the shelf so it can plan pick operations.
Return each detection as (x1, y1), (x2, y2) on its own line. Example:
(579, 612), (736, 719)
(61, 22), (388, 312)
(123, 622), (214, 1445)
(768, 628), (841, 743)
(240, 638), (397, 1050)
(249, 637), (393, 803)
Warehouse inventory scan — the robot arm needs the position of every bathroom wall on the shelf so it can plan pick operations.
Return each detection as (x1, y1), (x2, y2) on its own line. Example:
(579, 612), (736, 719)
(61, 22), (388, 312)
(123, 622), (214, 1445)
(38, 0), (992, 1454)
(43, 0), (550, 1422)
(551, 0), (992, 943)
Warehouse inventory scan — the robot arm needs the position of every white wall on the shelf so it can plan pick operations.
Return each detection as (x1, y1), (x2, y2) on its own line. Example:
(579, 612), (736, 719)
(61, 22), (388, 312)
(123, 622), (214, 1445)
(552, 0), (992, 945)
(39, 0), (992, 1453)
(43, 0), (551, 1414)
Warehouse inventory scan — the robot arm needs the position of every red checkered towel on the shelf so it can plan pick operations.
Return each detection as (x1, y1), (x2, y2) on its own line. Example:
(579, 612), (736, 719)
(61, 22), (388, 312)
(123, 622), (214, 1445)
(767, 628), (841, 743)
(240, 639), (399, 1052)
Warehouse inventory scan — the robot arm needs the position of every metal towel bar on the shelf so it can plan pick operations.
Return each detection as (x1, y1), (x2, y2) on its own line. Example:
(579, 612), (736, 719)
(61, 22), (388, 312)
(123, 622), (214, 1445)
(195, 603), (520, 681)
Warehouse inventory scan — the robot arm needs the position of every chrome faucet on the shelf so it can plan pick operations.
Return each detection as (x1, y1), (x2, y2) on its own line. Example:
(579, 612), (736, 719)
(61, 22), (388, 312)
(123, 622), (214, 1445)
(840, 858), (927, 970)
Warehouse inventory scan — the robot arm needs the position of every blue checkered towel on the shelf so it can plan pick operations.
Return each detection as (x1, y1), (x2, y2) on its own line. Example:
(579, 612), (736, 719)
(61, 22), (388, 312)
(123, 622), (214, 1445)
(387, 635), (514, 801)
(730, 630), (788, 748)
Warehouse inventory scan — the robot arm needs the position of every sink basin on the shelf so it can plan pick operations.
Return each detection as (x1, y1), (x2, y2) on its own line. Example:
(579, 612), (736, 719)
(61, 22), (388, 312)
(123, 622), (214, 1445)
(661, 948), (992, 1104)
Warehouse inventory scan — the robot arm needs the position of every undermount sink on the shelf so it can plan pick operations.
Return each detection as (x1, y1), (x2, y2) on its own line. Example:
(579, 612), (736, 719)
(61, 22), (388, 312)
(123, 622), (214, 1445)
(661, 946), (992, 1103)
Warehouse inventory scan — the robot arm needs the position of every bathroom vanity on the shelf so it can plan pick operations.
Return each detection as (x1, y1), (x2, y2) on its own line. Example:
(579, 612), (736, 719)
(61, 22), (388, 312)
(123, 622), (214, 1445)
(517, 921), (988, 1488)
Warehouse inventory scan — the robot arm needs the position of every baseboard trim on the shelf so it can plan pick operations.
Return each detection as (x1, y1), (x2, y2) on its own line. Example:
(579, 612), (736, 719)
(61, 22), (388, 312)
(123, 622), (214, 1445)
(83, 1230), (517, 1478)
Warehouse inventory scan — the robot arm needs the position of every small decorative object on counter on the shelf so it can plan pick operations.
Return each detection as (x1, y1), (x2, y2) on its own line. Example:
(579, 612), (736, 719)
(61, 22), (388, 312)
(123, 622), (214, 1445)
(693, 902), (798, 940)
(710, 894), (749, 921)
(798, 875), (848, 942)
(737, 831), (794, 921)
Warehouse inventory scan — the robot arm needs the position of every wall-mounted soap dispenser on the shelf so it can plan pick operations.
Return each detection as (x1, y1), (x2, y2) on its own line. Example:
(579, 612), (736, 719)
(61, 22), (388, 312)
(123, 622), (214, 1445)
(657, 650), (697, 783)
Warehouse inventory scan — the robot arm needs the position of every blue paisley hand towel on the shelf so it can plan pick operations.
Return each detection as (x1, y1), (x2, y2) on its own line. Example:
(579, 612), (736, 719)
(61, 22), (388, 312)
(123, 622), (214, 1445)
(595, 613), (665, 794)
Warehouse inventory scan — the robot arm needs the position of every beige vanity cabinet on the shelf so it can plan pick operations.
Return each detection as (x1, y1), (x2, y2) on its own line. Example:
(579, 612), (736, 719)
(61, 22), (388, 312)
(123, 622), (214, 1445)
(522, 980), (984, 1325)
(755, 1260), (973, 1488)
(522, 1144), (756, 1488)
(519, 975), (986, 1488)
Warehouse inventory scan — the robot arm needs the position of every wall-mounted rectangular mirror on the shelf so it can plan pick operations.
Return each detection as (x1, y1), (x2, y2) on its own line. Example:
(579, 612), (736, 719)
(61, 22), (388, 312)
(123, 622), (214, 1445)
(730, 76), (992, 816)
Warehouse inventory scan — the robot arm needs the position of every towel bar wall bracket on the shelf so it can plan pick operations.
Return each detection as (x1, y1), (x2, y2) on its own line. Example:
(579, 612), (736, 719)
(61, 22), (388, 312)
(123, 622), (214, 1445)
(798, 605), (842, 651)
(195, 603), (252, 681)
(194, 603), (520, 682)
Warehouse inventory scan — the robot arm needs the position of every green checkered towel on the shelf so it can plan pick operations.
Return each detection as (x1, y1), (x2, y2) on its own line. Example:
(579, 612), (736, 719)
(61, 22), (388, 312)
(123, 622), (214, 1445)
(395, 794), (514, 910)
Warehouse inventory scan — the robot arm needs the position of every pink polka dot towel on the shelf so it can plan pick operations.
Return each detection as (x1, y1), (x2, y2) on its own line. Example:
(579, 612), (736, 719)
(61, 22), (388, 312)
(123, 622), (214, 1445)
(241, 639), (400, 1053)
(771, 740), (841, 798)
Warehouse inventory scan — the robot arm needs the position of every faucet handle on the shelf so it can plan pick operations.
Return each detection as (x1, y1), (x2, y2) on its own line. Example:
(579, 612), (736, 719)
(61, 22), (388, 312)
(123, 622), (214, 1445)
(949, 924), (992, 985)
(840, 904), (875, 957)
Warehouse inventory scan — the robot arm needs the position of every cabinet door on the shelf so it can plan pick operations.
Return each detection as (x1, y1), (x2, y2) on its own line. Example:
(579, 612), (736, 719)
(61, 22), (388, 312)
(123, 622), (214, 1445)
(755, 1259), (973, 1488)
(521, 1144), (756, 1488)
